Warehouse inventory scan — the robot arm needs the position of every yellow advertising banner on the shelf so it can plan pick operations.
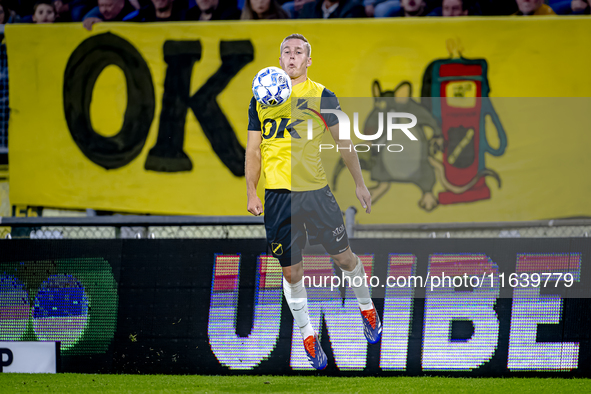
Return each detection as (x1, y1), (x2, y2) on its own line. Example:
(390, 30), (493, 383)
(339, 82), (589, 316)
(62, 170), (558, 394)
(6, 18), (591, 223)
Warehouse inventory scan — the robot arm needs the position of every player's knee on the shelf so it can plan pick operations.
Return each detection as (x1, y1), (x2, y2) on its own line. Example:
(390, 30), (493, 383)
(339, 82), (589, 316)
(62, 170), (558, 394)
(332, 251), (356, 271)
(282, 261), (303, 283)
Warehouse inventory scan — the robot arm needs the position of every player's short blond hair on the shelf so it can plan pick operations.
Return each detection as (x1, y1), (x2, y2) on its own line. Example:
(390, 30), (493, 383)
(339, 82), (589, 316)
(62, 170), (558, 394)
(280, 34), (311, 58)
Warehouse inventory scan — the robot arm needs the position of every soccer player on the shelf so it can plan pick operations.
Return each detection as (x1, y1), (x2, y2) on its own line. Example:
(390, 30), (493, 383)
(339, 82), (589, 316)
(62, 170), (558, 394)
(245, 33), (382, 370)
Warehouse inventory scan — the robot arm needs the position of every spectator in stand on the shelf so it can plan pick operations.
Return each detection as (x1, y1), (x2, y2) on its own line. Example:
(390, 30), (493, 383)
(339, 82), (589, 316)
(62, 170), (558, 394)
(428, 0), (481, 16)
(442, 0), (467, 15)
(298, 0), (365, 18)
(32, 0), (56, 22)
(364, 0), (394, 17)
(514, 0), (555, 15)
(82, 0), (138, 30)
(185, 0), (241, 20)
(543, 0), (591, 15)
(377, 0), (428, 17)
(124, 0), (187, 21)
(52, 0), (69, 20)
(52, 0), (98, 22)
(241, 0), (289, 19)
(282, 0), (314, 18)
(571, 0), (590, 13)
(0, 1), (21, 23)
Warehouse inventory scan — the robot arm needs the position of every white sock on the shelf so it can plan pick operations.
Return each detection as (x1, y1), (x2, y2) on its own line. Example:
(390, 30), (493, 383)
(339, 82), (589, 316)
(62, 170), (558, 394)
(341, 254), (373, 311)
(283, 277), (315, 339)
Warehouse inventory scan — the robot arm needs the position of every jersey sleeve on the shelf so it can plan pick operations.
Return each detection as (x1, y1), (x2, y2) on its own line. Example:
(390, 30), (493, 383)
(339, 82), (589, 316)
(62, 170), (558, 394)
(247, 97), (261, 131)
(320, 88), (341, 128)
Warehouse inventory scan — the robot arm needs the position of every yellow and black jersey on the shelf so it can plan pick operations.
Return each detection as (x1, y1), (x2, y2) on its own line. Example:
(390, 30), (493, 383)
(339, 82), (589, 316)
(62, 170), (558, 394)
(248, 78), (340, 191)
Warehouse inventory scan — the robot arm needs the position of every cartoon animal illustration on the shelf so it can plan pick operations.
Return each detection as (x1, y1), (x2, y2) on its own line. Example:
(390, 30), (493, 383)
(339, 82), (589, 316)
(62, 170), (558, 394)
(332, 41), (506, 211)
(332, 81), (441, 211)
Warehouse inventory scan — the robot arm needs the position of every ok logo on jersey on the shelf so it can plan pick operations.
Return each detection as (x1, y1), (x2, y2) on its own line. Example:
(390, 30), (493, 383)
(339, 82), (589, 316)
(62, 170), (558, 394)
(262, 118), (303, 140)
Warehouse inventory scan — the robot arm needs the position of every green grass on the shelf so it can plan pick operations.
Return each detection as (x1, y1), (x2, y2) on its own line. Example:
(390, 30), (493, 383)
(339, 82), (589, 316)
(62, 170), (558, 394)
(1, 374), (589, 393)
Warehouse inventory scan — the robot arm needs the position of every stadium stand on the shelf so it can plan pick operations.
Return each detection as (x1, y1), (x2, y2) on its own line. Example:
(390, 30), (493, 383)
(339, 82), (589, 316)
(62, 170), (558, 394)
(4, 0), (591, 20)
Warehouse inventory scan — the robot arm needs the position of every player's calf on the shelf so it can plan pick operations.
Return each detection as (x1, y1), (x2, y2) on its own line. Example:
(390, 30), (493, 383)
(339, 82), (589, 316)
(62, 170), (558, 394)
(283, 276), (328, 369)
(341, 254), (383, 344)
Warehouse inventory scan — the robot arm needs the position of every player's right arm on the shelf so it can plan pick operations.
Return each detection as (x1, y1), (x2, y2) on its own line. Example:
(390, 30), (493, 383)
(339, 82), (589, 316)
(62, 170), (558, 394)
(246, 97), (264, 216)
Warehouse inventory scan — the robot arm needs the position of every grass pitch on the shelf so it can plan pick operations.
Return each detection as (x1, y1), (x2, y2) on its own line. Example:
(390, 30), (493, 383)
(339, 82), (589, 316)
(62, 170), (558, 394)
(1, 374), (589, 393)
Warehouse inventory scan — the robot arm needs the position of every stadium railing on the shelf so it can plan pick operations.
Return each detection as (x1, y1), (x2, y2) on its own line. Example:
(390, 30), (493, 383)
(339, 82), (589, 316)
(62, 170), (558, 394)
(1, 208), (589, 239)
(0, 215), (265, 239)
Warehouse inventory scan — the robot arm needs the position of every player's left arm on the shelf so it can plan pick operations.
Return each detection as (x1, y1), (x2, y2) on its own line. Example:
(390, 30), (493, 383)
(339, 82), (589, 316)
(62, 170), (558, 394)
(322, 88), (371, 213)
(328, 123), (371, 214)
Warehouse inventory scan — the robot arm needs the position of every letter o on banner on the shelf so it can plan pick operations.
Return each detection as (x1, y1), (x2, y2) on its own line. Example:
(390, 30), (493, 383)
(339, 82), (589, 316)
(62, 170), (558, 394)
(63, 33), (155, 169)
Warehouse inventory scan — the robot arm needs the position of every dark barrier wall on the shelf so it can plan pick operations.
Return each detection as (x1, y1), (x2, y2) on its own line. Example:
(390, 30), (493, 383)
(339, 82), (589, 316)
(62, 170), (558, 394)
(1, 239), (590, 376)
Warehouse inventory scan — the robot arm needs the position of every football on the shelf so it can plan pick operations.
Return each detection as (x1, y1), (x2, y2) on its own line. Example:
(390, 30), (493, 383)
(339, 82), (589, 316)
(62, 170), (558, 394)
(252, 67), (292, 106)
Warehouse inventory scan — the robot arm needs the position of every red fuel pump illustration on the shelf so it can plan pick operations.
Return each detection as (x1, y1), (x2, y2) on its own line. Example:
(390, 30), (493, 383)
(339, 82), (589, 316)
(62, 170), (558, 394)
(421, 41), (507, 204)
